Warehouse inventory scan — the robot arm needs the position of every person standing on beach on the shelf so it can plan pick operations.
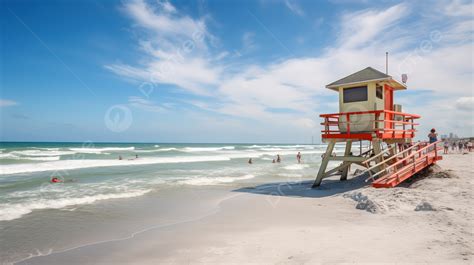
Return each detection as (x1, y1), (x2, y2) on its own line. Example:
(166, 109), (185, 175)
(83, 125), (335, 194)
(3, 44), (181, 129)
(451, 141), (457, 152)
(276, 154), (281, 163)
(443, 140), (449, 154)
(458, 141), (463, 153)
(296, 152), (302, 163)
(428, 128), (438, 144)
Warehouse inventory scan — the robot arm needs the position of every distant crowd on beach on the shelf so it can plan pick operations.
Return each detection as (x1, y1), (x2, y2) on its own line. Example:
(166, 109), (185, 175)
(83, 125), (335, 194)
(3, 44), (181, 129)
(248, 152), (302, 164)
(442, 139), (473, 154)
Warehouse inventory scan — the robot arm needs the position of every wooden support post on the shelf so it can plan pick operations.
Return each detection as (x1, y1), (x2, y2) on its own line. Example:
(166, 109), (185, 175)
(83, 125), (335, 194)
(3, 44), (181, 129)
(312, 140), (336, 188)
(372, 139), (383, 173)
(340, 140), (353, 181)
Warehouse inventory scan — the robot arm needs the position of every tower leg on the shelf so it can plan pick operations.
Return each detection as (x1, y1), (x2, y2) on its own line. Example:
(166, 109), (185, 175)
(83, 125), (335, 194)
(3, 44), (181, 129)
(312, 140), (335, 188)
(372, 139), (383, 172)
(340, 140), (353, 181)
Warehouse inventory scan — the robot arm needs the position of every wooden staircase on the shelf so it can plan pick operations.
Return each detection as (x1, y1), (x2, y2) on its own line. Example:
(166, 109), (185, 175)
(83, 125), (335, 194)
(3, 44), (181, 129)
(358, 140), (443, 188)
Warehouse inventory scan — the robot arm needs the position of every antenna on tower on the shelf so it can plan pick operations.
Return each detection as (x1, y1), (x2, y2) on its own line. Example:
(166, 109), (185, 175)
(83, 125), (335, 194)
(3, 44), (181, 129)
(385, 52), (389, 74)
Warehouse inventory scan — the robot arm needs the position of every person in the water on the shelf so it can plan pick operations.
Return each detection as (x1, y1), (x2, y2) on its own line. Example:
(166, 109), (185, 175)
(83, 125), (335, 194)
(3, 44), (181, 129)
(51, 177), (62, 183)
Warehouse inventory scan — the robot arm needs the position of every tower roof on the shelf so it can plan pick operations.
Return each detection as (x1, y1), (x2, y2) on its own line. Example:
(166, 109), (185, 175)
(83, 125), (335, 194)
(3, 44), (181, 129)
(326, 67), (406, 90)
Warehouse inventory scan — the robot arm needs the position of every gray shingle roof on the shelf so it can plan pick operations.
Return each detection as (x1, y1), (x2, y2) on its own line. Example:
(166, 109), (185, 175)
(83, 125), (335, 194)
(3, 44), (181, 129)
(326, 67), (391, 88)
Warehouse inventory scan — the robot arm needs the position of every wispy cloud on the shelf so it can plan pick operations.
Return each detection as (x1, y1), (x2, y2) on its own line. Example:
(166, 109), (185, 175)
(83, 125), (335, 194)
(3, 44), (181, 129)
(242, 32), (257, 53)
(0, 99), (18, 107)
(106, 0), (221, 96)
(128, 96), (166, 112)
(284, 0), (304, 16)
(338, 3), (408, 49)
(455, 97), (474, 111)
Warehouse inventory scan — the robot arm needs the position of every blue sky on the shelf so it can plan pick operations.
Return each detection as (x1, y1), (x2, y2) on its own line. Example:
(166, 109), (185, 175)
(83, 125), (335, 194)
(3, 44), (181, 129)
(1, 0), (473, 143)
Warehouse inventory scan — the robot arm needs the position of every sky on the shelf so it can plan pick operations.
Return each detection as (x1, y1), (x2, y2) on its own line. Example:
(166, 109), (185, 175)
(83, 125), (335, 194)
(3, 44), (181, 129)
(0, 0), (473, 143)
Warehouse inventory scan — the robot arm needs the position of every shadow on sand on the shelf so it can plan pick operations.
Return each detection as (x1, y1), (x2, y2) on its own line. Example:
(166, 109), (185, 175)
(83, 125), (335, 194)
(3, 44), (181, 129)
(233, 173), (369, 199)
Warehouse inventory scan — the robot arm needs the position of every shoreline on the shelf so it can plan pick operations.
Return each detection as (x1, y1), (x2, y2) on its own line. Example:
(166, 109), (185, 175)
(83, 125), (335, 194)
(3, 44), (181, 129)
(3, 153), (473, 264)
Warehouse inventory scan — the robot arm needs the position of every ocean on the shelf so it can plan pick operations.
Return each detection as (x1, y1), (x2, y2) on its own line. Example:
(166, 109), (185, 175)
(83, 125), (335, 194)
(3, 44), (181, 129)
(0, 142), (346, 263)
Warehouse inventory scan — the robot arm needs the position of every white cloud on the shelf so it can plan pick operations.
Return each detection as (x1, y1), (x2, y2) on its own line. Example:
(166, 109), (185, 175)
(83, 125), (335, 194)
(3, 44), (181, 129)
(338, 3), (408, 49)
(284, 0), (305, 16)
(128, 96), (165, 112)
(443, 0), (473, 17)
(123, 0), (206, 41)
(242, 32), (257, 53)
(107, 0), (221, 96)
(455, 97), (474, 111)
(0, 99), (18, 107)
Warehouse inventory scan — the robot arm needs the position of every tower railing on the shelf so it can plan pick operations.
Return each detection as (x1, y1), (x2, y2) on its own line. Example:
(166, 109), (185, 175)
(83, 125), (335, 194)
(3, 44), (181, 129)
(320, 110), (420, 139)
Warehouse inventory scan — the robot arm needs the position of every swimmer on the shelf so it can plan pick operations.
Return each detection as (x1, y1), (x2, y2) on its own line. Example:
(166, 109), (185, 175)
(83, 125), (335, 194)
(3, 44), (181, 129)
(50, 177), (62, 183)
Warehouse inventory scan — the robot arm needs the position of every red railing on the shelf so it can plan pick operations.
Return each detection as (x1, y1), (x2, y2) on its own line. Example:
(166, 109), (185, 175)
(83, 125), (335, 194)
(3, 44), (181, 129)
(320, 110), (420, 140)
(371, 140), (443, 187)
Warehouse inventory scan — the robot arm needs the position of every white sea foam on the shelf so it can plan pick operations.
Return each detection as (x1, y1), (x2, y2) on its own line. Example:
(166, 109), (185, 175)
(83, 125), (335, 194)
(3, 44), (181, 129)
(154, 145), (160, 147)
(0, 189), (151, 221)
(11, 150), (76, 156)
(0, 153), (19, 159)
(21, 156), (60, 161)
(227, 149), (323, 159)
(245, 144), (317, 150)
(32, 147), (60, 151)
(244, 145), (271, 149)
(183, 146), (235, 152)
(261, 148), (285, 151)
(135, 148), (178, 153)
(179, 174), (255, 186)
(0, 156), (232, 175)
(283, 164), (310, 170)
(69, 147), (135, 154)
(0, 153), (60, 161)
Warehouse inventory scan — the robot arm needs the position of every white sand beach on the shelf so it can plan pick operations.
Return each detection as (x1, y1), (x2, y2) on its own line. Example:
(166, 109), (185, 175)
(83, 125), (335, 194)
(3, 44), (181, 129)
(16, 152), (473, 265)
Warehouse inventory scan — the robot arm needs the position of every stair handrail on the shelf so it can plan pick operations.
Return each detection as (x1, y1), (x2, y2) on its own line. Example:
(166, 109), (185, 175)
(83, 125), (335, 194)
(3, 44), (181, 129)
(368, 140), (441, 181)
(359, 142), (420, 181)
(361, 145), (396, 166)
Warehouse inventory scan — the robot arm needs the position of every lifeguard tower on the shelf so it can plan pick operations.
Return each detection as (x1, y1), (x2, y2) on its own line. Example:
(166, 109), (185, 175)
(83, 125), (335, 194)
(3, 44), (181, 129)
(314, 67), (442, 188)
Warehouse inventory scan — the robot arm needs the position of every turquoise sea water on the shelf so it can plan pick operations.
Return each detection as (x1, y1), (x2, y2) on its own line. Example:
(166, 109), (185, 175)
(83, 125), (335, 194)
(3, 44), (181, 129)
(0, 142), (346, 222)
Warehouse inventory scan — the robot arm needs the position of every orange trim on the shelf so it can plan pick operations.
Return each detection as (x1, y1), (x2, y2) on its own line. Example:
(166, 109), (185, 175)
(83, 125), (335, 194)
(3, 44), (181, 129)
(372, 141), (442, 188)
(320, 109), (420, 140)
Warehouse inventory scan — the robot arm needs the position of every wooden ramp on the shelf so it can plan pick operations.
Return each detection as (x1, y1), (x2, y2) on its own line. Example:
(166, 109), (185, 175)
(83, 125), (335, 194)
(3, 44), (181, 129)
(368, 141), (443, 188)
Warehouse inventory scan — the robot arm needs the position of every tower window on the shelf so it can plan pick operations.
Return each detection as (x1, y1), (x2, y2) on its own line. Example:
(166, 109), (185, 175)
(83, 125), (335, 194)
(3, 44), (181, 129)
(343, 86), (368, 103)
(376, 85), (383, 99)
